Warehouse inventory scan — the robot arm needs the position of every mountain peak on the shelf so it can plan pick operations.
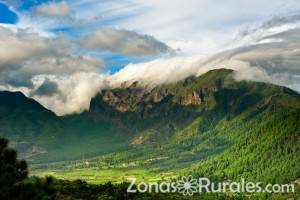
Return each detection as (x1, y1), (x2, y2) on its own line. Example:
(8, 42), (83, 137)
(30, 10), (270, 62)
(0, 90), (54, 114)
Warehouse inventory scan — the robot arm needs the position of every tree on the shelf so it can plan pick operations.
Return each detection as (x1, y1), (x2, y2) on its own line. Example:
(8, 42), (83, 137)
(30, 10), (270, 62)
(0, 138), (28, 199)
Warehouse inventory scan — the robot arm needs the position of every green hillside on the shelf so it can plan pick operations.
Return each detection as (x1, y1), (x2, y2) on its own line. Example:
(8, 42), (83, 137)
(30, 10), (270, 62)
(0, 92), (131, 163)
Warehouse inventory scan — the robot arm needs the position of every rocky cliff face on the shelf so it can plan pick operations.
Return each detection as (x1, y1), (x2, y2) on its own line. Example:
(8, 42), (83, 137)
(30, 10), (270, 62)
(180, 91), (202, 105)
(179, 88), (216, 106)
(96, 70), (226, 113)
(101, 84), (148, 112)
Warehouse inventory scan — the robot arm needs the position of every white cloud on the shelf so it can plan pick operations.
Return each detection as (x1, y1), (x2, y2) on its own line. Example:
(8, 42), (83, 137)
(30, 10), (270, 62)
(35, 1), (71, 18)
(0, 26), (104, 76)
(109, 56), (202, 87)
(82, 28), (174, 56)
(0, 27), (70, 70)
(30, 72), (108, 116)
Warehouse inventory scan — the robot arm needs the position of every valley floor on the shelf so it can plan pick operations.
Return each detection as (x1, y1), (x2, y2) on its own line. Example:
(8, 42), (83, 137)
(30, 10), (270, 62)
(32, 167), (175, 184)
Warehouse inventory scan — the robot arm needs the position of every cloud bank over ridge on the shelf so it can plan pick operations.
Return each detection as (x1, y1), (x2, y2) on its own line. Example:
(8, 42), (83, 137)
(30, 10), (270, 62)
(111, 14), (300, 93)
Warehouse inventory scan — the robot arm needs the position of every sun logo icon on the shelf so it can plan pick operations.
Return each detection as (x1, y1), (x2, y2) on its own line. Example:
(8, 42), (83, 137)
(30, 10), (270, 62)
(176, 175), (198, 196)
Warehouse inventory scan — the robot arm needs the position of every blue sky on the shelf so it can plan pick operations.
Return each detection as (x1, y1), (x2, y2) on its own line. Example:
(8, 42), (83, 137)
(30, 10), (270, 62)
(0, 2), (18, 23)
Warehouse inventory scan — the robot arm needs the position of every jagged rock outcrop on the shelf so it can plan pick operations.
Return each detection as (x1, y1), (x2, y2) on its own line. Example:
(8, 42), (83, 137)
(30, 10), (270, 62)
(180, 91), (201, 105)
(93, 69), (234, 113)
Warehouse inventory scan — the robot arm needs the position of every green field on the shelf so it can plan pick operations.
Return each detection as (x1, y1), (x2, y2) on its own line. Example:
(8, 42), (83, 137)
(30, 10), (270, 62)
(32, 167), (175, 184)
